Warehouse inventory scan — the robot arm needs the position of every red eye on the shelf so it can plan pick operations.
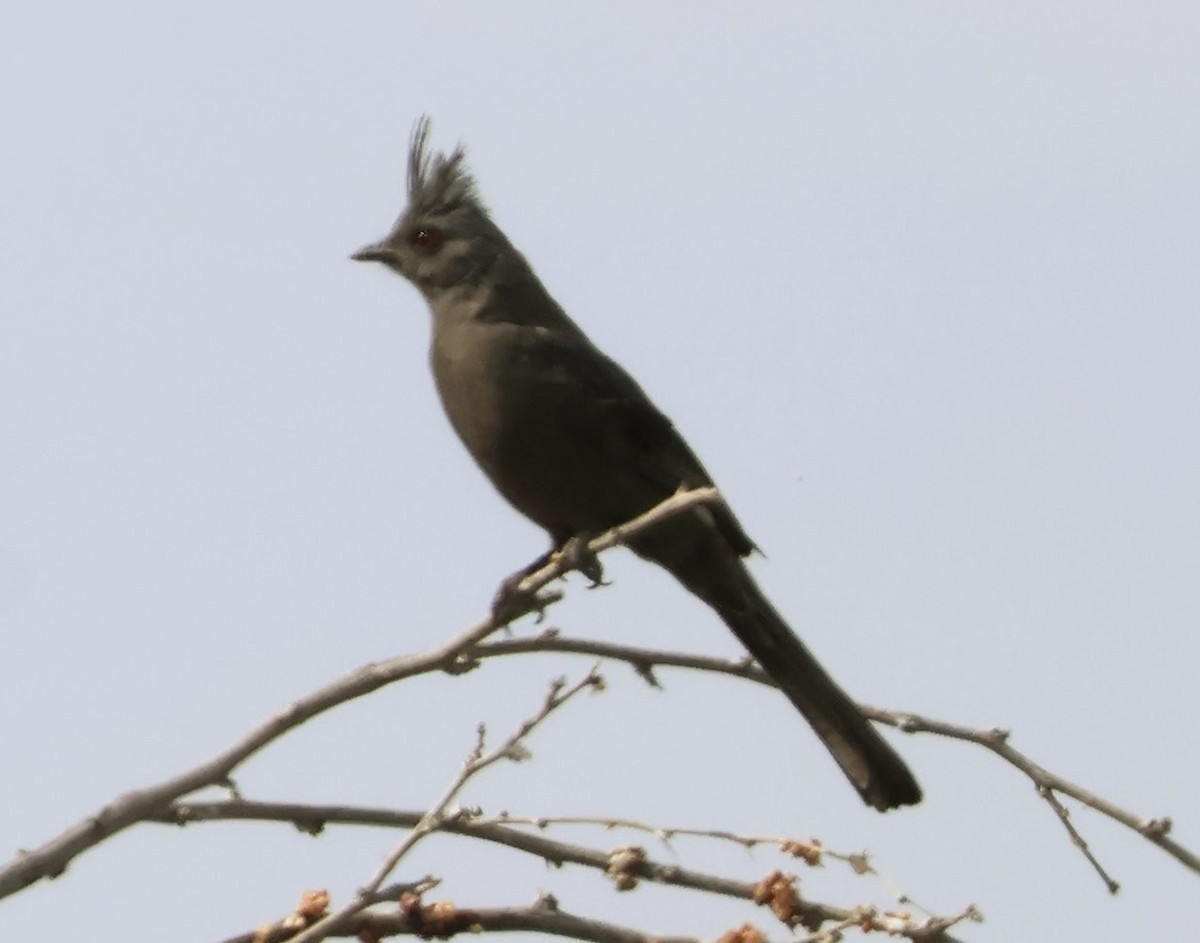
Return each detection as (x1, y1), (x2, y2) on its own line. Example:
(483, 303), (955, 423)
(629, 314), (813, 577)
(412, 228), (443, 252)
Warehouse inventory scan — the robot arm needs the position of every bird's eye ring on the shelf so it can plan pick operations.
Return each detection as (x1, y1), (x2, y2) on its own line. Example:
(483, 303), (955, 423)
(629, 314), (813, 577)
(412, 228), (444, 252)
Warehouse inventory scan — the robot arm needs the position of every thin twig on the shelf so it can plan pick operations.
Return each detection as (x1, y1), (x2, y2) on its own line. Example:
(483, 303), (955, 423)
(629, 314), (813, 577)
(159, 798), (973, 943)
(473, 632), (1198, 887)
(220, 894), (698, 943)
(159, 799), (770, 902)
(280, 669), (604, 943)
(1036, 787), (1120, 893)
(222, 887), (972, 943)
(868, 708), (1198, 886)
(0, 489), (717, 901)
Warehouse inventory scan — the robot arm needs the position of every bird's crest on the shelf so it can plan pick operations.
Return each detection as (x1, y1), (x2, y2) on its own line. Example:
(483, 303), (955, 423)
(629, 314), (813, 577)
(406, 116), (481, 218)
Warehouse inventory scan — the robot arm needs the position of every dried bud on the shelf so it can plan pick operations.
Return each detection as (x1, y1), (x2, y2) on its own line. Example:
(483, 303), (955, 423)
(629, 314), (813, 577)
(399, 893), (475, 939)
(295, 889), (330, 922)
(751, 871), (803, 927)
(779, 839), (823, 866)
(605, 845), (646, 891)
(715, 923), (766, 943)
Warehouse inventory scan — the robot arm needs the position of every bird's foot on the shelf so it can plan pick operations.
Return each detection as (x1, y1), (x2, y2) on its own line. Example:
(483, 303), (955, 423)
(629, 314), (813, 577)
(491, 550), (554, 625)
(556, 535), (608, 588)
(489, 536), (608, 625)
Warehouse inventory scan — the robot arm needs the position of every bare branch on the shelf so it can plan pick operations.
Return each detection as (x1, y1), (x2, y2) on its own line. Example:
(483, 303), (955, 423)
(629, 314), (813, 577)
(1037, 786), (1121, 893)
(281, 669), (604, 943)
(220, 893), (697, 943)
(158, 799), (771, 902)
(3, 477), (1190, 943)
(221, 887), (976, 943)
(157, 798), (973, 942)
(0, 623), (488, 899)
(0, 491), (717, 901)
(476, 632), (764, 684)
(866, 707), (1199, 886)
(468, 813), (869, 873)
(472, 632), (1199, 887)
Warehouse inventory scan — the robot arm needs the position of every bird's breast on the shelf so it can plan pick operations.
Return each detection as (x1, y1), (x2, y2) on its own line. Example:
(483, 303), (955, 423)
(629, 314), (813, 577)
(428, 320), (620, 534)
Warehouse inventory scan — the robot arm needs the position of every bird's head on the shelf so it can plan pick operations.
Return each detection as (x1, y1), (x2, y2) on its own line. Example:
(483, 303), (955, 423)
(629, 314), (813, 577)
(352, 116), (511, 300)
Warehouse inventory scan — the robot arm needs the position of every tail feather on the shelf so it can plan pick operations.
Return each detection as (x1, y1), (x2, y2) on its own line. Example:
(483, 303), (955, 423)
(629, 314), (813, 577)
(718, 585), (921, 811)
(633, 518), (922, 811)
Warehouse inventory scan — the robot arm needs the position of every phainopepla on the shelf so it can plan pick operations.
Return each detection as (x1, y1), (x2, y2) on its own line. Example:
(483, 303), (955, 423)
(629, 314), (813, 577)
(352, 118), (921, 811)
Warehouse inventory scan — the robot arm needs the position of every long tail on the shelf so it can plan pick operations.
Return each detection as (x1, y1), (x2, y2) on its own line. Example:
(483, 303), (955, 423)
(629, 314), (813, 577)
(633, 521), (922, 811)
(713, 575), (921, 810)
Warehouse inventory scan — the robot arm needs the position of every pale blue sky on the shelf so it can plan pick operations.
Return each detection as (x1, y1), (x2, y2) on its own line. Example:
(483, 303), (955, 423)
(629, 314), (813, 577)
(2, 4), (1198, 941)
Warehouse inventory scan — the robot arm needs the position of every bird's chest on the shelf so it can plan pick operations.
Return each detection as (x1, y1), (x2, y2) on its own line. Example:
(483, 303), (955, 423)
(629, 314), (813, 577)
(430, 321), (558, 467)
(428, 320), (615, 531)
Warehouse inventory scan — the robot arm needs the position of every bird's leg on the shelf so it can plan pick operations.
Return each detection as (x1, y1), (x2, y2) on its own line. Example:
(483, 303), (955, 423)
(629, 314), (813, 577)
(556, 534), (608, 588)
(491, 533), (610, 624)
(491, 548), (556, 624)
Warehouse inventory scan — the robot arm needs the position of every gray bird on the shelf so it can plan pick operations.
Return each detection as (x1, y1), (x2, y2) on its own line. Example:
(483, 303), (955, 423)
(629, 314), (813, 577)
(352, 118), (921, 811)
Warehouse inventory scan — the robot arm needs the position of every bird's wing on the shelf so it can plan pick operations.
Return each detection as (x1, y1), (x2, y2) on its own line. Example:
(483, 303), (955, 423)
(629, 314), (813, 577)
(535, 329), (758, 557)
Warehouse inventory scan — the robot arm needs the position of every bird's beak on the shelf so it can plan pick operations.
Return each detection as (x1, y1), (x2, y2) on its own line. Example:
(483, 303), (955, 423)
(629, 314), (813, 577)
(350, 242), (396, 264)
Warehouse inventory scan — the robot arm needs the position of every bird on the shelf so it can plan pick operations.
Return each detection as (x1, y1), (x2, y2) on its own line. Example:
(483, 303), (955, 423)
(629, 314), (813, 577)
(352, 117), (921, 811)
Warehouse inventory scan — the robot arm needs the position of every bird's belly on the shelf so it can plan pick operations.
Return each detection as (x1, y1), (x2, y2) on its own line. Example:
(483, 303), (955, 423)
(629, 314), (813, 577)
(432, 331), (640, 536)
(467, 395), (629, 534)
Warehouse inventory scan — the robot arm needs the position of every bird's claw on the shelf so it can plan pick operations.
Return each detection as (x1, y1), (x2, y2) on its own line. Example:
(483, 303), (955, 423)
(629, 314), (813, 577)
(491, 570), (549, 624)
(490, 537), (606, 625)
(557, 535), (608, 587)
